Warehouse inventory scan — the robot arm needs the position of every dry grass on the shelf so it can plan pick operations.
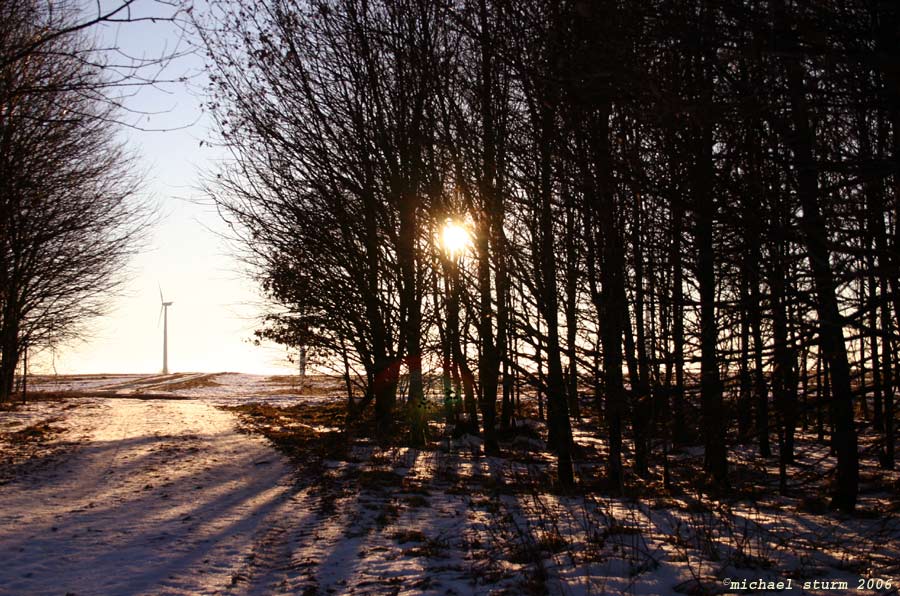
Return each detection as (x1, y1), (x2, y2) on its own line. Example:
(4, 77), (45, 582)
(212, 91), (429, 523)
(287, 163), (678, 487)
(103, 373), (192, 390)
(159, 374), (222, 392)
(263, 375), (303, 384)
(261, 387), (343, 397)
(358, 469), (403, 489)
(392, 529), (426, 543)
(263, 375), (347, 395)
(28, 374), (131, 382)
(225, 401), (350, 462)
(0, 415), (76, 486)
(2, 419), (65, 445)
(4, 392), (75, 402)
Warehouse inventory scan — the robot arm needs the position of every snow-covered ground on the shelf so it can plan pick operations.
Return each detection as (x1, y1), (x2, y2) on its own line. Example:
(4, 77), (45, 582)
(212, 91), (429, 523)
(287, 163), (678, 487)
(2, 374), (899, 595)
(25, 371), (341, 405)
(0, 395), (298, 595)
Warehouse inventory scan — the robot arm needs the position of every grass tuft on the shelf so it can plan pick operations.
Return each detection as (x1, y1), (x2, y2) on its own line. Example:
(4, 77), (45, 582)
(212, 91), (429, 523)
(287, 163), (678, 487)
(6, 420), (64, 444)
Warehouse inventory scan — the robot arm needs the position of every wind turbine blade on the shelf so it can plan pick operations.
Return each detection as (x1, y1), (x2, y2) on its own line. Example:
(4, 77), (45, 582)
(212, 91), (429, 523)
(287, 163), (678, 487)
(157, 304), (163, 327)
(158, 283), (164, 304)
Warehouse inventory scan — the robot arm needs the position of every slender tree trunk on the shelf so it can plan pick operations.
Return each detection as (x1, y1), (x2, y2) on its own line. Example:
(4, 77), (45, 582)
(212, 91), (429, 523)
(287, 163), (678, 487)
(536, 315), (544, 422)
(399, 193), (425, 446)
(21, 344), (26, 404)
(879, 3), (900, 469)
(771, 254), (793, 469)
(694, 115), (728, 485)
(589, 101), (626, 492)
(501, 280), (514, 430)
(738, 257), (753, 442)
(474, 0), (502, 455)
(776, 3), (858, 509)
(881, 274), (895, 469)
(800, 342), (809, 431)
(816, 351), (825, 442)
(750, 274), (770, 458)
(434, 262), (456, 426)
(868, 258), (884, 433)
(536, 86), (574, 487)
(786, 272), (800, 460)
(623, 307), (649, 478)
(671, 194), (688, 445)
(363, 190), (395, 436)
(629, 193), (650, 477)
(475, 218), (499, 453)
(564, 197), (580, 420)
(0, 311), (19, 402)
(449, 258), (478, 432)
(746, 122), (771, 458)
(600, 226), (626, 492)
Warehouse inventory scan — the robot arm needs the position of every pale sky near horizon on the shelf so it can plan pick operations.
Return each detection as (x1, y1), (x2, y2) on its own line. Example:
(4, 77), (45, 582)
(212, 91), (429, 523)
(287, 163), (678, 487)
(30, 1), (297, 376)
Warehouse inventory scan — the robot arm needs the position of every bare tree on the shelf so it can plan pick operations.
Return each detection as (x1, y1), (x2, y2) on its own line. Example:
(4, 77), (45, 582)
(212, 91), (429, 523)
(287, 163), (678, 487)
(200, 0), (451, 441)
(0, 0), (152, 401)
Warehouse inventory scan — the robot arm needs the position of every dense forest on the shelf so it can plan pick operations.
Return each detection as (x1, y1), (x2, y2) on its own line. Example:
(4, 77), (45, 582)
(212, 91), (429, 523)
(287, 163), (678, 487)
(1, 0), (899, 592)
(199, 0), (899, 515)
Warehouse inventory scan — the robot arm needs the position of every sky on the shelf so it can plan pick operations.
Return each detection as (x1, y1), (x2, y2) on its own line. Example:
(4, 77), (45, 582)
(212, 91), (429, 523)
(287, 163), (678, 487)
(33, 1), (295, 375)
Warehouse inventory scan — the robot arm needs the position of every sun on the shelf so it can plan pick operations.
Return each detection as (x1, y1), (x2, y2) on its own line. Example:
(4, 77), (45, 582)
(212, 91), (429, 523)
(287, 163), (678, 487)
(441, 220), (470, 258)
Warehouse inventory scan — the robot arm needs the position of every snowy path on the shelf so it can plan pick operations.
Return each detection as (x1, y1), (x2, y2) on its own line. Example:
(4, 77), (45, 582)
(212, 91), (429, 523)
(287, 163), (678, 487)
(0, 398), (297, 596)
(7, 376), (898, 595)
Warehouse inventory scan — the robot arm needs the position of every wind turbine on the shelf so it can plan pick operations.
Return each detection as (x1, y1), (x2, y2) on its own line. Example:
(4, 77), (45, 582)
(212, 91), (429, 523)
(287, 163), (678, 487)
(158, 285), (173, 375)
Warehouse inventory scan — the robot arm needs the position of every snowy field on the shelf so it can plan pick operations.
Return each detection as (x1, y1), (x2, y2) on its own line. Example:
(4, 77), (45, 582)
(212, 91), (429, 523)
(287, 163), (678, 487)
(1, 374), (899, 595)
(25, 372), (340, 406)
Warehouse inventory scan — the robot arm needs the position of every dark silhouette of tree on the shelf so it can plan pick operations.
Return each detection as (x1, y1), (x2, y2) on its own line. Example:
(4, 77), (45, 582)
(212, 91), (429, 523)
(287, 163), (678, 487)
(201, 0), (451, 441)
(199, 0), (900, 511)
(0, 0), (151, 402)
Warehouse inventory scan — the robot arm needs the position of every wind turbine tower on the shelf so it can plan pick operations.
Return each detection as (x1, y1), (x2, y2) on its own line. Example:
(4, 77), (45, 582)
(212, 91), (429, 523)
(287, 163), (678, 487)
(159, 287), (173, 375)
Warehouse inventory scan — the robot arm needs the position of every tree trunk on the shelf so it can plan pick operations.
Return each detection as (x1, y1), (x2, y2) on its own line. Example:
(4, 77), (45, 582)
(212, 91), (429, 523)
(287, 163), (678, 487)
(537, 96), (574, 489)
(671, 194), (688, 445)
(564, 197), (580, 420)
(694, 116), (728, 486)
(399, 191), (425, 446)
(589, 101), (626, 492)
(474, 0), (503, 455)
(738, 256), (753, 442)
(777, 4), (858, 509)
(476, 219), (499, 453)
(629, 193), (650, 478)
(0, 307), (19, 402)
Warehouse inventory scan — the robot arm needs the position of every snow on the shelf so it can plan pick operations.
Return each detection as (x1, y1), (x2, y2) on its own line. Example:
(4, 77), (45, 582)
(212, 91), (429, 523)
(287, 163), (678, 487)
(0, 396), (295, 595)
(26, 372), (344, 406)
(2, 374), (899, 595)
(27, 374), (146, 393)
